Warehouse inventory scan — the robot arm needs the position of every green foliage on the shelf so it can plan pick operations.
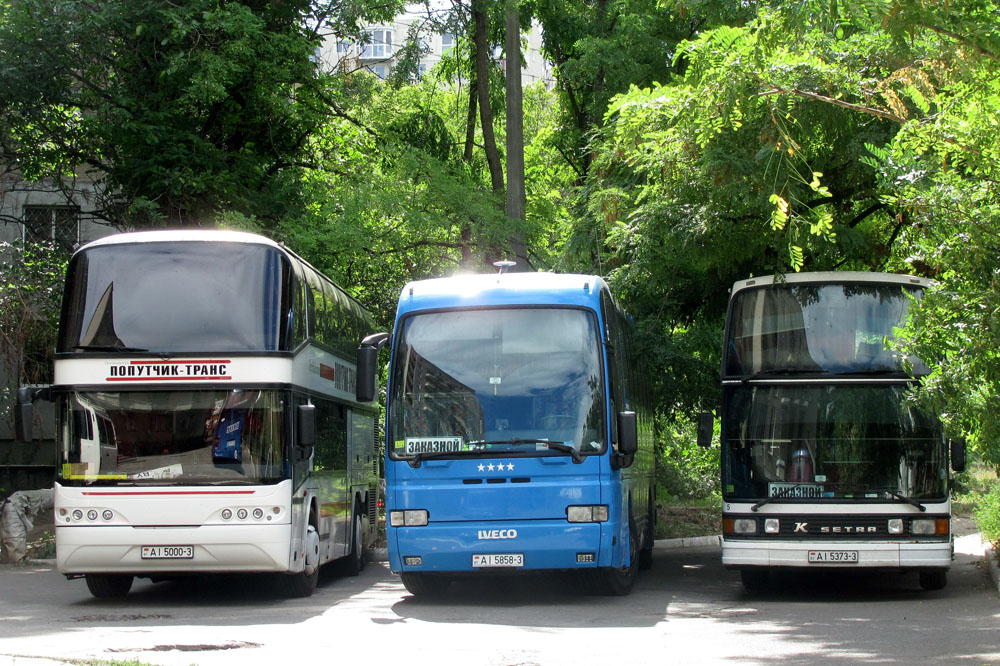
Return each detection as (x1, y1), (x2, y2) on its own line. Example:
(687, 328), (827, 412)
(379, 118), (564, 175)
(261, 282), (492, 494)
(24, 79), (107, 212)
(656, 414), (720, 501)
(0, 241), (67, 435)
(974, 483), (1000, 545)
(0, 0), (405, 226)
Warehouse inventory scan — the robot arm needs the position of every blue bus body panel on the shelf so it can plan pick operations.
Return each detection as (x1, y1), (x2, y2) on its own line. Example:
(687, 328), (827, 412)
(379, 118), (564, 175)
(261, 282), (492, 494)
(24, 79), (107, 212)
(386, 272), (636, 574)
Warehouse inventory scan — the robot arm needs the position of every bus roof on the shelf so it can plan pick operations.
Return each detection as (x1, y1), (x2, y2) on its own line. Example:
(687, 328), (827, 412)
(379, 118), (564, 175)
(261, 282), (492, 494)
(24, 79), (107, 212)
(731, 271), (931, 297)
(75, 229), (280, 255)
(397, 272), (606, 317)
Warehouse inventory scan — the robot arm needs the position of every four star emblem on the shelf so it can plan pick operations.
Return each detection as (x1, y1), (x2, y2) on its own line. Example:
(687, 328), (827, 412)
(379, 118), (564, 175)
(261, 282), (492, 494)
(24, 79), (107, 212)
(476, 462), (515, 472)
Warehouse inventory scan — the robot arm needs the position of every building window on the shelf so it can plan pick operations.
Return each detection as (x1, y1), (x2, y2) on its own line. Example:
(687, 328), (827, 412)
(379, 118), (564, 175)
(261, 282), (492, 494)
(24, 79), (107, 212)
(336, 39), (350, 54)
(23, 205), (79, 252)
(367, 64), (390, 80)
(441, 33), (454, 53)
(363, 29), (393, 59)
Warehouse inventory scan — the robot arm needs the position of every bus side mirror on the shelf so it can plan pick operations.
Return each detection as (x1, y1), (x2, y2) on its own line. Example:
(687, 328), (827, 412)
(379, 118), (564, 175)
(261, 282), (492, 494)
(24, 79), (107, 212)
(297, 404), (316, 460)
(697, 412), (714, 448)
(356, 332), (391, 403)
(15, 386), (51, 443)
(617, 411), (638, 455)
(951, 437), (967, 473)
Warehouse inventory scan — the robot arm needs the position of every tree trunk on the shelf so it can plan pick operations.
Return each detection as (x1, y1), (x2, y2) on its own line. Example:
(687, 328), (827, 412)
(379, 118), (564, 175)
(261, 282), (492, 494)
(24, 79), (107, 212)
(473, 0), (504, 196)
(504, 0), (528, 269)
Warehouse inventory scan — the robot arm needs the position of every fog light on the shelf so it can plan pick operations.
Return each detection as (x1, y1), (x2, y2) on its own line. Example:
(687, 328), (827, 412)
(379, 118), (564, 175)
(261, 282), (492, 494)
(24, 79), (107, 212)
(764, 518), (780, 534)
(102, 510), (113, 521)
(390, 510), (429, 526)
(577, 553), (596, 563)
(237, 508), (248, 520)
(404, 556), (422, 566)
(253, 508), (264, 520)
(222, 509), (233, 520)
(567, 505), (609, 523)
(888, 518), (903, 534)
(87, 510), (98, 521)
(72, 509), (83, 521)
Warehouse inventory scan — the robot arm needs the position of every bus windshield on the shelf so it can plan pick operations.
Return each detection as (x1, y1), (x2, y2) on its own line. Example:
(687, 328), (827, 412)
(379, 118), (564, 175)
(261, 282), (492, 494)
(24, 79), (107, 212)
(722, 385), (947, 501)
(725, 282), (927, 377)
(58, 389), (287, 486)
(388, 308), (605, 460)
(58, 242), (289, 353)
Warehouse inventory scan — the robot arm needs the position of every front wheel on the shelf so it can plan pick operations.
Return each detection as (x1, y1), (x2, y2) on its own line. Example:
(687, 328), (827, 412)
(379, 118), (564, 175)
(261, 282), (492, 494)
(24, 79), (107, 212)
(85, 574), (133, 598)
(919, 569), (947, 591)
(400, 572), (450, 596)
(275, 524), (320, 598)
(591, 519), (639, 596)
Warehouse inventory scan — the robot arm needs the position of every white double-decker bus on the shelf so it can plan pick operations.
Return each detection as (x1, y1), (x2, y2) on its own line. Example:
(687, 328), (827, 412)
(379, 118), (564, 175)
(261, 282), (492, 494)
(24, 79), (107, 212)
(700, 272), (966, 592)
(16, 230), (378, 598)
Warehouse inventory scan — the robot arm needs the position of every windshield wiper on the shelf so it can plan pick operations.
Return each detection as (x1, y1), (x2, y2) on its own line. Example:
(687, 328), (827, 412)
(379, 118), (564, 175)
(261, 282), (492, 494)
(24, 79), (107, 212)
(751, 484), (811, 512)
(884, 489), (926, 512)
(74, 344), (149, 352)
(504, 438), (584, 464)
(465, 438), (584, 464)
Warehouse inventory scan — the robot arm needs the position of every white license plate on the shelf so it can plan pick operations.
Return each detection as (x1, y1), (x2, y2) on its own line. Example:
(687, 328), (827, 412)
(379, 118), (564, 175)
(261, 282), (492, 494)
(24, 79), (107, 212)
(141, 545), (194, 560)
(808, 550), (858, 564)
(472, 553), (524, 568)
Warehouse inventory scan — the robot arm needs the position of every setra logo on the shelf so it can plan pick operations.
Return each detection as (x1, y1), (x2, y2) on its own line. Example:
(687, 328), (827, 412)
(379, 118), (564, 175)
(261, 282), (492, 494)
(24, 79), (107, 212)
(477, 529), (518, 540)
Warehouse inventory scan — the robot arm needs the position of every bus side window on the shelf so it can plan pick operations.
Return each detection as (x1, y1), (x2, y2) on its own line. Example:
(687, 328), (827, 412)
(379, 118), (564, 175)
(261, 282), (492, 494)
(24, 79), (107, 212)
(313, 399), (347, 471)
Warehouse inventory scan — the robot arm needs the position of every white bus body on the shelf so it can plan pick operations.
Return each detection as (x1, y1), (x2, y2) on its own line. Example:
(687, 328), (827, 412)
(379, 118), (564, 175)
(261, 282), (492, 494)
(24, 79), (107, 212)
(24, 230), (378, 598)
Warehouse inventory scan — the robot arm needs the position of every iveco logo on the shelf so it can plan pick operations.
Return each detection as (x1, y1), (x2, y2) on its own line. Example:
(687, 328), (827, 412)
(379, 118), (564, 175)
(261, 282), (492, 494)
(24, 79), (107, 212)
(477, 529), (518, 540)
(794, 522), (809, 533)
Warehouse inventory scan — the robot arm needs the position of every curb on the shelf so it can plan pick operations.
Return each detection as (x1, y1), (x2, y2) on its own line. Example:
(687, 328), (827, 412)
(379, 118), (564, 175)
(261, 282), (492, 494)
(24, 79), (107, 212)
(986, 538), (1000, 596)
(654, 535), (722, 550)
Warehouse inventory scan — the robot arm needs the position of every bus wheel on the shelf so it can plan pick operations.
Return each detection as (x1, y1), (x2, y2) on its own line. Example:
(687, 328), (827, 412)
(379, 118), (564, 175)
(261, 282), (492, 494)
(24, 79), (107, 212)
(740, 569), (769, 594)
(85, 574), (133, 598)
(638, 495), (655, 571)
(345, 511), (366, 576)
(276, 524), (320, 598)
(400, 573), (450, 596)
(919, 569), (947, 591)
(593, 519), (639, 596)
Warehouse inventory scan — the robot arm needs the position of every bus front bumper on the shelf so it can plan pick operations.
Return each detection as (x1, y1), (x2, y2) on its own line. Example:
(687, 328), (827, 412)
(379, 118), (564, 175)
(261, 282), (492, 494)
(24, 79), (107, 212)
(56, 523), (294, 575)
(722, 538), (952, 569)
(388, 520), (608, 573)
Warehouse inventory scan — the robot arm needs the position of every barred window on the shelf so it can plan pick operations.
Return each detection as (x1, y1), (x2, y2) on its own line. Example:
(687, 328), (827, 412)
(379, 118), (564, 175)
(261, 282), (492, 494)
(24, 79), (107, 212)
(23, 205), (79, 252)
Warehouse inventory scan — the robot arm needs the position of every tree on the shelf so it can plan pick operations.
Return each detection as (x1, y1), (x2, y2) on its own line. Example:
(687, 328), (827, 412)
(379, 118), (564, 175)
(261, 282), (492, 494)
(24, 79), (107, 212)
(0, 0), (402, 227)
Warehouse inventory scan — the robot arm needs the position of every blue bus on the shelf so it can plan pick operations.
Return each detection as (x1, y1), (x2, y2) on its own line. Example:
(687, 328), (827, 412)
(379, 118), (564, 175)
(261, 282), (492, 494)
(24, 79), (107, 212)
(357, 271), (656, 595)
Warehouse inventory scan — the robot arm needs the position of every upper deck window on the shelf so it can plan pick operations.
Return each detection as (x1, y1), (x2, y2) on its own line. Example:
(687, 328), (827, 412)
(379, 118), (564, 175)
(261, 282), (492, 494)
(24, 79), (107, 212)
(724, 282), (928, 377)
(58, 241), (290, 353)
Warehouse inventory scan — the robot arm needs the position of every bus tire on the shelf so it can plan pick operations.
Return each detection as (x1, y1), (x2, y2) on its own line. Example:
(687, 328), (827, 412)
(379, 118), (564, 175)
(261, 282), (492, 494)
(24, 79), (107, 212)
(85, 574), (133, 598)
(740, 569), (769, 594)
(638, 494), (655, 571)
(400, 573), (449, 596)
(345, 511), (365, 576)
(919, 569), (947, 591)
(276, 523), (320, 598)
(592, 518), (639, 596)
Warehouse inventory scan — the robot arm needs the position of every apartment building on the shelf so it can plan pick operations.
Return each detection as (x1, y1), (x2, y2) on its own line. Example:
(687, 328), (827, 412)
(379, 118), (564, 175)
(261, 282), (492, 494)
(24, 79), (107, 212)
(316, 9), (553, 87)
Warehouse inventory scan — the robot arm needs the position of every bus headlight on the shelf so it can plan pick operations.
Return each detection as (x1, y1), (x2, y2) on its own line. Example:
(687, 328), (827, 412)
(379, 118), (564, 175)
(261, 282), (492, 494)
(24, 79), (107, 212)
(888, 519), (903, 534)
(723, 518), (757, 535)
(912, 518), (948, 535)
(390, 510), (429, 526)
(567, 505), (609, 523)
(764, 518), (780, 534)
